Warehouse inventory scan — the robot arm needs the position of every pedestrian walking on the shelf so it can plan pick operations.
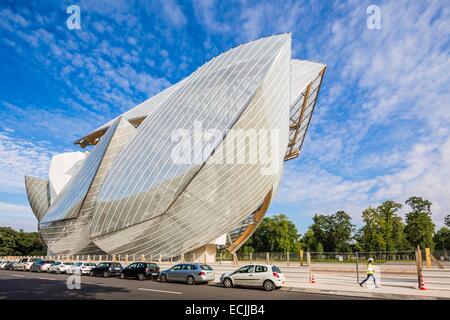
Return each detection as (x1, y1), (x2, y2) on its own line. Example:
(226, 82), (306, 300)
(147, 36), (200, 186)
(359, 258), (380, 288)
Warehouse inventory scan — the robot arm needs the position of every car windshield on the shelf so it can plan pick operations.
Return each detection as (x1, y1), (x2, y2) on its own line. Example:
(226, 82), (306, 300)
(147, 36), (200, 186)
(272, 266), (282, 273)
(86, 263), (96, 266)
(75, 262), (83, 266)
(200, 265), (213, 270)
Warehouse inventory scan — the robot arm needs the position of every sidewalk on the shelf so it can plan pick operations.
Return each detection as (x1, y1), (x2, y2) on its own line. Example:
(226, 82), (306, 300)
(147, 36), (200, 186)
(204, 262), (450, 300)
(283, 282), (450, 300)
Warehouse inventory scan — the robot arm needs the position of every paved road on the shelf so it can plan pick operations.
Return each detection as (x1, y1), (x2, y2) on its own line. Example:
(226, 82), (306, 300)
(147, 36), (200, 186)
(0, 270), (357, 300)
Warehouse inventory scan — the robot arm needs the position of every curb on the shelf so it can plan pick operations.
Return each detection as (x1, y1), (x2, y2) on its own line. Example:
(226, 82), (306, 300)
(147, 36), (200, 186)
(282, 286), (441, 300)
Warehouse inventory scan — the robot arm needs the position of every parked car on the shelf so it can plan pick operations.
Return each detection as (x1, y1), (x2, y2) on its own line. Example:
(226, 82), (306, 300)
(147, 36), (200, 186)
(159, 263), (215, 285)
(16, 258), (40, 271)
(30, 260), (55, 272)
(120, 262), (160, 280)
(67, 262), (97, 275)
(40, 260), (56, 272)
(89, 262), (122, 277)
(0, 260), (11, 270)
(48, 262), (74, 274)
(220, 264), (286, 291)
(5, 261), (18, 271)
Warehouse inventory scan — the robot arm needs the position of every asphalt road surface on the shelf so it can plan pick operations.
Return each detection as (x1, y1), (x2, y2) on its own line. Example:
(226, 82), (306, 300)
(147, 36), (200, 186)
(0, 270), (359, 300)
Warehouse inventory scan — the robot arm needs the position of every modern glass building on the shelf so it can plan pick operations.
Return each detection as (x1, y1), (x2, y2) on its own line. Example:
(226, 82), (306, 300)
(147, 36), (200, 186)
(25, 33), (326, 262)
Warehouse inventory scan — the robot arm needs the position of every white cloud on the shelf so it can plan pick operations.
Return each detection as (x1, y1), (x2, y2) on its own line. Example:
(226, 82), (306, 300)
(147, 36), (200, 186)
(0, 131), (55, 194)
(158, 0), (187, 28)
(274, 0), (450, 228)
(193, 0), (230, 33)
(0, 201), (37, 231)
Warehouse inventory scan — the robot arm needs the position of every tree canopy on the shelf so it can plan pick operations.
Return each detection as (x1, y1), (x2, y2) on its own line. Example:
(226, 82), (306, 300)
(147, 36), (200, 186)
(0, 227), (46, 256)
(239, 214), (301, 253)
(404, 196), (435, 249)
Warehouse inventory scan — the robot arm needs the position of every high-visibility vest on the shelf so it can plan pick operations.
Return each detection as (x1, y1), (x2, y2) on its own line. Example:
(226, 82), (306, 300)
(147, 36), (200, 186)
(367, 263), (375, 275)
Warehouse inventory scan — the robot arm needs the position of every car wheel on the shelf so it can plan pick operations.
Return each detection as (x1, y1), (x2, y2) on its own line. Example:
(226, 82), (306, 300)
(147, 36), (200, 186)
(103, 271), (109, 278)
(223, 278), (233, 288)
(187, 276), (195, 285)
(120, 273), (125, 279)
(90, 271), (94, 277)
(138, 273), (145, 281)
(160, 274), (168, 283)
(263, 280), (275, 291)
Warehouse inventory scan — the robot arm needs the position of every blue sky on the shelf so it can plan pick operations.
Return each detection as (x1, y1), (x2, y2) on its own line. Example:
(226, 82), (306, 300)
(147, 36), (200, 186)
(0, 0), (449, 233)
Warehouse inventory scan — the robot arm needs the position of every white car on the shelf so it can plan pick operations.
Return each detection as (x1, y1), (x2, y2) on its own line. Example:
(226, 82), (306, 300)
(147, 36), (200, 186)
(0, 260), (9, 269)
(48, 262), (74, 274)
(220, 264), (286, 291)
(66, 262), (97, 275)
(16, 258), (40, 271)
(40, 261), (56, 272)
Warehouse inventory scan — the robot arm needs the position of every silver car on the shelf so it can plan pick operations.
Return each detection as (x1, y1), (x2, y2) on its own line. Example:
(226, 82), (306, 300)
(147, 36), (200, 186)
(160, 263), (215, 285)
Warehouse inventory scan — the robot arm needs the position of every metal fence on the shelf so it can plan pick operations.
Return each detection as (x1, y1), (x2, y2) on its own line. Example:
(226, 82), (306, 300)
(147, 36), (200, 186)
(216, 250), (417, 264)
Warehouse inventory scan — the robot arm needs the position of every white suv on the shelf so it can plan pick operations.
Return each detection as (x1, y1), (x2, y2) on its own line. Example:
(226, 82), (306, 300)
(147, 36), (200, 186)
(16, 258), (40, 271)
(220, 264), (286, 291)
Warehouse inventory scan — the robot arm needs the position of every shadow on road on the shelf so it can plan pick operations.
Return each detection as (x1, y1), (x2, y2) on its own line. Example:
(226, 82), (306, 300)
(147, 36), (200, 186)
(0, 278), (131, 300)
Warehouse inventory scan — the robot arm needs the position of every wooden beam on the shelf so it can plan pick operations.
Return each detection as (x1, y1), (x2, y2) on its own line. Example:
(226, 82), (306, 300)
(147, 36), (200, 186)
(226, 189), (273, 254)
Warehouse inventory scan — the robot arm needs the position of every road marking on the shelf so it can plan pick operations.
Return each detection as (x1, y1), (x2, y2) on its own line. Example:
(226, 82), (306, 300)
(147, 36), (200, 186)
(38, 277), (57, 281)
(11, 274), (26, 278)
(138, 287), (183, 295)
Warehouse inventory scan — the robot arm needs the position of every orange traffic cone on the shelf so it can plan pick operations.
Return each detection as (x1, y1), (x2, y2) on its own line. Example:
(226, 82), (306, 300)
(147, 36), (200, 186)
(311, 273), (316, 284)
(419, 276), (427, 290)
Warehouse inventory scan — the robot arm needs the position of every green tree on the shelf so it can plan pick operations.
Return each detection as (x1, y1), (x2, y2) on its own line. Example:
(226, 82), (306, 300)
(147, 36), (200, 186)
(445, 215), (450, 228)
(301, 229), (316, 251)
(332, 211), (354, 252)
(241, 214), (301, 253)
(404, 197), (435, 249)
(355, 207), (384, 251)
(316, 242), (324, 253)
(305, 211), (354, 252)
(356, 201), (409, 252)
(0, 227), (46, 256)
(433, 227), (450, 251)
(378, 201), (408, 251)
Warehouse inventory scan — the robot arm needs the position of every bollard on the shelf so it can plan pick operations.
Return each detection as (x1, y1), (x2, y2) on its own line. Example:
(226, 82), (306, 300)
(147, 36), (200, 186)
(307, 252), (312, 282)
(250, 252), (253, 264)
(287, 251), (290, 266)
(266, 252), (270, 265)
(425, 248), (432, 268)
